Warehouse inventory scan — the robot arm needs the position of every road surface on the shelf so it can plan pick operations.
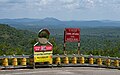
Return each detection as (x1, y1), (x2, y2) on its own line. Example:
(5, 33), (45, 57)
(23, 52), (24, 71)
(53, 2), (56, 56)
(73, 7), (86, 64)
(0, 67), (120, 75)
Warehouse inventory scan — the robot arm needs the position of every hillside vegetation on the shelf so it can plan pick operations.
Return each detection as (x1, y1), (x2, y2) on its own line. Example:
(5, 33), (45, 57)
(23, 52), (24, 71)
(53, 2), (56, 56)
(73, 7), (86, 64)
(53, 28), (120, 57)
(0, 24), (120, 57)
(0, 24), (36, 55)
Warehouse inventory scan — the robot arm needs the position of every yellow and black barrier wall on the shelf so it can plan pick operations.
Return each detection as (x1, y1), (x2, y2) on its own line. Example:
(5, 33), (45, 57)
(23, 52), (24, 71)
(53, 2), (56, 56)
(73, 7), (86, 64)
(0, 54), (120, 68)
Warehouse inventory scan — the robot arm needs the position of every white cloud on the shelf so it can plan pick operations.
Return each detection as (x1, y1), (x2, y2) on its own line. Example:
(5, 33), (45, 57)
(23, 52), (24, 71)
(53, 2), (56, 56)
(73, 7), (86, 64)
(0, 0), (9, 2)
(1, 0), (119, 11)
(1, 0), (120, 20)
(1, 0), (120, 10)
(59, 0), (75, 4)
(24, 0), (96, 11)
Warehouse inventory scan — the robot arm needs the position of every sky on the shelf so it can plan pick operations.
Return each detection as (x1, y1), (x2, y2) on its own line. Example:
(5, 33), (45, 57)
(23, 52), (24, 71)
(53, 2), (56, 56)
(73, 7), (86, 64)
(0, 0), (120, 21)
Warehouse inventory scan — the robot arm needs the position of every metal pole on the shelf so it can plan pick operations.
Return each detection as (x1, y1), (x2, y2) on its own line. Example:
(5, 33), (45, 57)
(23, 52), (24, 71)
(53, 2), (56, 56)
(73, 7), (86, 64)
(77, 28), (80, 55)
(64, 30), (66, 55)
(77, 41), (80, 55)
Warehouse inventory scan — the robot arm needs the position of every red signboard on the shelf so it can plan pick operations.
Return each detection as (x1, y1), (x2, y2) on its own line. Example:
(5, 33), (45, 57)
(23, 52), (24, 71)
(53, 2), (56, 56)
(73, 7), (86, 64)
(34, 46), (53, 52)
(65, 28), (80, 42)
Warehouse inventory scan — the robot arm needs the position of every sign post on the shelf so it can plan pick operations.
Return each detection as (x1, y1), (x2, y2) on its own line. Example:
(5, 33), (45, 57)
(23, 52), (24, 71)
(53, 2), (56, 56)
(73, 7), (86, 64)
(64, 30), (66, 54)
(64, 28), (80, 54)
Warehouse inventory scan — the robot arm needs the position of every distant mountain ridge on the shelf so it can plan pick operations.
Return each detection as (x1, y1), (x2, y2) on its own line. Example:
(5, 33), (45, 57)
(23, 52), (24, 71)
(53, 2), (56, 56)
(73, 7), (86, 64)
(0, 17), (120, 31)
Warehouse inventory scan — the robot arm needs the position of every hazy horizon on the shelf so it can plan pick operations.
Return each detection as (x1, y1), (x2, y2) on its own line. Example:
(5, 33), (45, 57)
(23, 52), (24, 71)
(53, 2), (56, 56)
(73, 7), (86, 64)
(0, 17), (120, 21)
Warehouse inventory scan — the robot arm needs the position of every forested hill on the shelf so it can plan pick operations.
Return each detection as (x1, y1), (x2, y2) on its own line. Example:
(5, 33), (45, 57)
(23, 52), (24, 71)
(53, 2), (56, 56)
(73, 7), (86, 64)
(0, 24), (120, 57)
(0, 24), (36, 55)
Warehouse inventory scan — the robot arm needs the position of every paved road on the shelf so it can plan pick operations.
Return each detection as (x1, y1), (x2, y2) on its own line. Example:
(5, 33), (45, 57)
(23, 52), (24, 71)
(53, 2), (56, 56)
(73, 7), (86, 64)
(0, 67), (120, 75)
